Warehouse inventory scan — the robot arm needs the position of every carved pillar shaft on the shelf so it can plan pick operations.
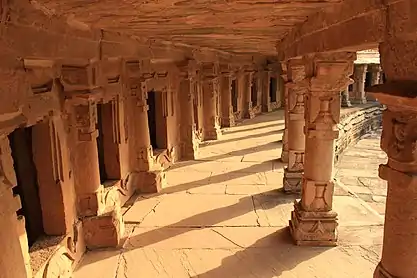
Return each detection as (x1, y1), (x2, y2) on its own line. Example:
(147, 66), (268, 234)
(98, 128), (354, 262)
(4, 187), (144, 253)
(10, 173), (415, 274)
(245, 72), (255, 119)
(289, 52), (356, 246)
(262, 71), (272, 112)
(283, 59), (307, 193)
(280, 63), (289, 163)
(71, 102), (103, 217)
(220, 75), (235, 127)
(352, 64), (368, 104)
(368, 64), (381, 101)
(179, 77), (197, 160)
(371, 39), (417, 278)
(341, 86), (352, 107)
(126, 80), (152, 172)
(201, 77), (221, 141)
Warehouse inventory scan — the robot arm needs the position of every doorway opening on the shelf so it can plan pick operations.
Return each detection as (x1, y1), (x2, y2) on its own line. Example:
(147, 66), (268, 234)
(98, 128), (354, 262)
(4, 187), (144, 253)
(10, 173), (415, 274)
(231, 79), (238, 112)
(9, 127), (44, 248)
(251, 77), (258, 106)
(269, 77), (277, 103)
(96, 102), (121, 185)
(365, 71), (372, 88)
(147, 90), (168, 151)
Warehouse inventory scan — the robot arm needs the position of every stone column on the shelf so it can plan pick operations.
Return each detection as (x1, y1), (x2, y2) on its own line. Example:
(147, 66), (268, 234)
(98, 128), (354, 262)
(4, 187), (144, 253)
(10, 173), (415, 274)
(201, 63), (221, 141)
(71, 102), (103, 217)
(352, 64), (368, 104)
(283, 59), (307, 193)
(262, 70), (272, 112)
(367, 64), (381, 101)
(289, 52), (356, 246)
(219, 73), (235, 127)
(179, 77), (197, 160)
(341, 86), (352, 107)
(371, 39), (417, 278)
(245, 71), (255, 119)
(280, 62), (289, 163)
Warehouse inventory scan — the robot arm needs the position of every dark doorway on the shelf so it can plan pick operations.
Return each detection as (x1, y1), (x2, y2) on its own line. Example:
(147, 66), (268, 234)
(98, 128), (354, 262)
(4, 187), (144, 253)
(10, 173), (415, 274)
(269, 77), (277, 102)
(9, 127), (44, 248)
(147, 90), (158, 149)
(96, 102), (121, 184)
(365, 71), (372, 88)
(251, 77), (258, 106)
(147, 90), (168, 150)
(231, 79), (238, 112)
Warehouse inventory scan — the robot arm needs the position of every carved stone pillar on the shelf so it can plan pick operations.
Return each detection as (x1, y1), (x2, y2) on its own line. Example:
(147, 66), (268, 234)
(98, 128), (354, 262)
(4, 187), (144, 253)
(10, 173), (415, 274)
(283, 59), (307, 193)
(219, 67), (235, 127)
(201, 63), (221, 141)
(280, 63), (289, 163)
(71, 102), (103, 217)
(178, 70), (198, 160)
(341, 86), (352, 107)
(124, 60), (165, 193)
(262, 70), (272, 112)
(289, 52), (356, 246)
(367, 64), (381, 101)
(370, 39), (417, 278)
(352, 64), (368, 104)
(245, 71), (256, 119)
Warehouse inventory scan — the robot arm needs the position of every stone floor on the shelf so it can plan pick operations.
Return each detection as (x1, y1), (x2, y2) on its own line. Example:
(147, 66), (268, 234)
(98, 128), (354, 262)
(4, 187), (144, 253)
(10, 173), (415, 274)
(335, 129), (387, 216)
(74, 110), (385, 278)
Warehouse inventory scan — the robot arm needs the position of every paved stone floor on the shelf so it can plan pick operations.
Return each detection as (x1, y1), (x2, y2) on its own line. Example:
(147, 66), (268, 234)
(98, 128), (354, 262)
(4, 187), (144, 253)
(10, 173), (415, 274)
(74, 111), (385, 278)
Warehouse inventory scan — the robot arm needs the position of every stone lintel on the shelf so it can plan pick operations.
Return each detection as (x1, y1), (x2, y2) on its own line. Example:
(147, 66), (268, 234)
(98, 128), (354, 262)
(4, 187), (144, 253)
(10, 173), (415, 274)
(289, 201), (338, 246)
(368, 82), (417, 112)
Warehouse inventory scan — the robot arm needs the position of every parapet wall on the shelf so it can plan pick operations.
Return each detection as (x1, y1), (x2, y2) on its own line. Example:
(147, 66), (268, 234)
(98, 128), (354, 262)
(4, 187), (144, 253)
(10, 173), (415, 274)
(335, 104), (382, 163)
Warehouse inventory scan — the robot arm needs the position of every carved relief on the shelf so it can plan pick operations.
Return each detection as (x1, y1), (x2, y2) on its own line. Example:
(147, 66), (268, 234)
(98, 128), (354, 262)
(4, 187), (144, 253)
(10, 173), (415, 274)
(59, 60), (100, 94)
(381, 110), (417, 164)
(73, 102), (97, 141)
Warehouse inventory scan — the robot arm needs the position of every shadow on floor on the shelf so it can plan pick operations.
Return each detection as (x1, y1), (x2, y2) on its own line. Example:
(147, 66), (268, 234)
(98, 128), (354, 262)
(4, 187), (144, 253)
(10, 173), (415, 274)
(202, 129), (283, 147)
(222, 122), (284, 135)
(191, 228), (330, 278)
(170, 141), (282, 171)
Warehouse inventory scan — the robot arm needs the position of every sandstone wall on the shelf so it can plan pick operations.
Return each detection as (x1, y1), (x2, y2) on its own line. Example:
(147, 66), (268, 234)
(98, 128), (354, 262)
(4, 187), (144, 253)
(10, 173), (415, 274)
(335, 104), (382, 163)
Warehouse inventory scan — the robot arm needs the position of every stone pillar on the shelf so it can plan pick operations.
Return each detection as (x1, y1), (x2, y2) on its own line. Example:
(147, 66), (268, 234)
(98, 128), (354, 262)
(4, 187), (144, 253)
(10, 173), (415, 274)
(289, 52), (356, 246)
(352, 64), (368, 104)
(179, 77), (197, 160)
(371, 39), (417, 278)
(245, 71), (255, 119)
(341, 86), (352, 107)
(220, 73), (235, 127)
(262, 70), (272, 112)
(71, 102), (103, 217)
(283, 59), (307, 193)
(201, 63), (221, 141)
(367, 64), (381, 101)
(280, 63), (289, 163)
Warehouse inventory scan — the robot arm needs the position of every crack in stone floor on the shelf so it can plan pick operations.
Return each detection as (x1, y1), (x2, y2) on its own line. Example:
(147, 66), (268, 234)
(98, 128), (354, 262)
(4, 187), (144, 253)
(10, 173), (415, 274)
(75, 111), (385, 278)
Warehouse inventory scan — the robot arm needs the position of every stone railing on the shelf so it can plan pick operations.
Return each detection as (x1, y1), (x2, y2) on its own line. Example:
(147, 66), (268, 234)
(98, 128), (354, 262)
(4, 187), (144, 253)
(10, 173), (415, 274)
(334, 103), (382, 163)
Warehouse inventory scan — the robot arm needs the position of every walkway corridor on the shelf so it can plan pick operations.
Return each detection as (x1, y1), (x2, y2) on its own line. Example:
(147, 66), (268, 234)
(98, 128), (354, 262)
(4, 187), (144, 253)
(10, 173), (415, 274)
(75, 111), (384, 278)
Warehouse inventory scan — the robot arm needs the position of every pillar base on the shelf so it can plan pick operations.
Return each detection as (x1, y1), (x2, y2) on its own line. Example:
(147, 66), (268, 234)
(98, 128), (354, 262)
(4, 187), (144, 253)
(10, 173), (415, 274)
(262, 104), (272, 113)
(77, 191), (104, 217)
(220, 116), (236, 127)
(341, 100), (352, 108)
(283, 168), (302, 193)
(289, 200), (338, 246)
(374, 263), (394, 278)
(83, 209), (124, 249)
(202, 128), (221, 141)
(351, 98), (367, 104)
(133, 170), (166, 193)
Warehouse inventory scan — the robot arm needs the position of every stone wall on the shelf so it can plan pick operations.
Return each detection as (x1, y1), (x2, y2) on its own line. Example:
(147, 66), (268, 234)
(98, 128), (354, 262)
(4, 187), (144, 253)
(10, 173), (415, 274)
(335, 104), (382, 163)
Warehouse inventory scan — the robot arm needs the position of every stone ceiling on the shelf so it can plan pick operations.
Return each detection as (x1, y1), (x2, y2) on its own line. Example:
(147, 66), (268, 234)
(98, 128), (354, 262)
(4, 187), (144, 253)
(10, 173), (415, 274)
(36, 0), (342, 57)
